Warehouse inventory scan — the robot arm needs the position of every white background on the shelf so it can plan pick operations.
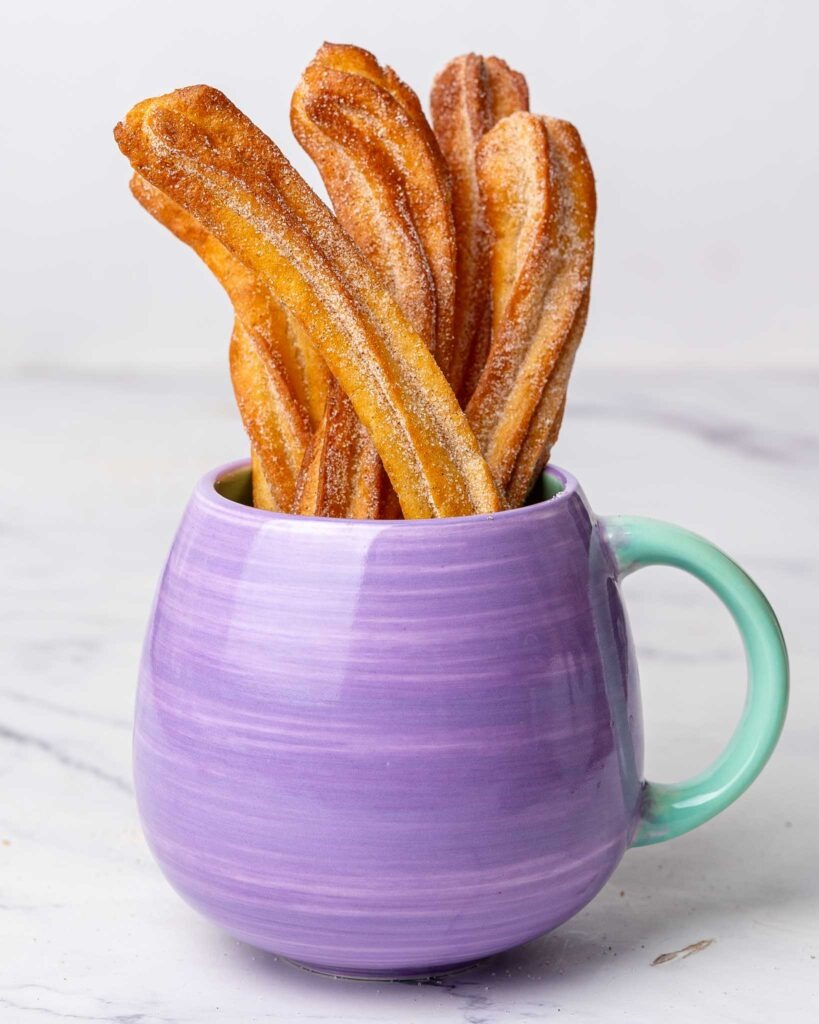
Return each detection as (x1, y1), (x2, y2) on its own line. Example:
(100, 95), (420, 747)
(2, 0), (818, 373)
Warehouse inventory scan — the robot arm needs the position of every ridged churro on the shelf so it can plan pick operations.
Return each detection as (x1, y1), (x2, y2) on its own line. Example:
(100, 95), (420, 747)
(229, 318), (311, 511)
(291, 42), (455, 517)
(250, 448), (276, 511)
(506, 289), (590, 507)
(115, 86), (503, 518)
(430, 54), (529, 402)
(466, 112), (595, 495)
(293, 384), (390, 518)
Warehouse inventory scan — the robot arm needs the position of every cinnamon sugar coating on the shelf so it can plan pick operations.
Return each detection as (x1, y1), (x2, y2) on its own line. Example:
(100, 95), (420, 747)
(466, 112), (595, 496)
(115, 86), (503, 518)
(430, 54), (529, 402)
(291, 42), (456, 518)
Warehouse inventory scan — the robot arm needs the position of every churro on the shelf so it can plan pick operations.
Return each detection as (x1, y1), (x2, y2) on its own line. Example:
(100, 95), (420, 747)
(291, 42), (455, 517)
(293, 384), (389, 518)
(115, 86), (503, 518)
(506, 290), (590, 507)
(430, 54), (529, 401)
(229, 318), (311, 512)
(466, 112), (595, 495)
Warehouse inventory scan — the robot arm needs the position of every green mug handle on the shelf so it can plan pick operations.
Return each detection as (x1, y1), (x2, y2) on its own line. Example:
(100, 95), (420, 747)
(599, 515), (789, 847)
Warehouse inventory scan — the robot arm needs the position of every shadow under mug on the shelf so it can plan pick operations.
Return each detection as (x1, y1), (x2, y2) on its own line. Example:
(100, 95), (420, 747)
(134, 460), (788, 979)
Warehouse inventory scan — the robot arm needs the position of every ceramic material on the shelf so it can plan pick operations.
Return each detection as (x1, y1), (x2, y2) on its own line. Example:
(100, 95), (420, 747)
(134, 461), (788, 979)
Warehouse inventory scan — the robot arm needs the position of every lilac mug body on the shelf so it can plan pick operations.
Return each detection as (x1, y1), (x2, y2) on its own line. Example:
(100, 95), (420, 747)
(134, 461), (787, 979)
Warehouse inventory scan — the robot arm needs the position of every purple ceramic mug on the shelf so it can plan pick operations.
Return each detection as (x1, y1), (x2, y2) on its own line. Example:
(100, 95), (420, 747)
(135, 460), (788, 979)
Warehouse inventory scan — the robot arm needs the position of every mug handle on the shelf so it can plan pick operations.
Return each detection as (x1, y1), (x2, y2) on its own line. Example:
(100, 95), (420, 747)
(599, 515), (789, 847)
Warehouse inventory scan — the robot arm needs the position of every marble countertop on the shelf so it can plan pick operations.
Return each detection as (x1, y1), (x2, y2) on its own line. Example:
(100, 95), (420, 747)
(2, 364), (816, 1022)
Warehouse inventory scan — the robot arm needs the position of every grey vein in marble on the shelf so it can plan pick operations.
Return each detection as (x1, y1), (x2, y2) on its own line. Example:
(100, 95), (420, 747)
(0, 724), (132, 795)
(0, 687), (132, 731)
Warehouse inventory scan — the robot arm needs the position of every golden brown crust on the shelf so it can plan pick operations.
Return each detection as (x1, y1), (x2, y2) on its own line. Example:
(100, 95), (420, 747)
(292, 417), (325, 515)
(307, 42), (443, 169)
(294, 47), (456, 357)
(506, 289), (589, 506)
(114, 85), (503, 518)
(282, 312), (331, 430)
(466, 112), (595, 497)
(229, 319), (309, 511)
(430, 54), (529, 401)
(251, 447), (277, 511)
(129, 174), (311, 511)
(291, 43), (456, 519)
(293, 383), (384, 518)
(293, 381), (394, 518)
(485, 56), (530, 122)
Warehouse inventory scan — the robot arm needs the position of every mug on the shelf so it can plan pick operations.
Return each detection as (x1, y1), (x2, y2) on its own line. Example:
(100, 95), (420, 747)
(134, 460), (788, 979)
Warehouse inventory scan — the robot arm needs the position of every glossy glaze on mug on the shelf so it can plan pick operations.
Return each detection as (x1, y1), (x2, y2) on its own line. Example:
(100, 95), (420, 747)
(134, 462), (644, 977)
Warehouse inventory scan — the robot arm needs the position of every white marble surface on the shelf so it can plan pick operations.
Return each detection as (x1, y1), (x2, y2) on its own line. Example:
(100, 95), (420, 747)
(1, 364), (817, 1022)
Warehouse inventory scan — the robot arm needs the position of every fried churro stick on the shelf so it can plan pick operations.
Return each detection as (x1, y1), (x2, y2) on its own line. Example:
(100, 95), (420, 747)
(292, 385), (391, 518)
(250, 448), (276, 510)
(291, 42), (455, 518)
(506, 289), (589, 507)
(466, 112), (595, 499)
(115, 86), (503, 518)
(294, 43), (455, 361)
(129, 175), (311, 511)
(284, 315), (330, 430)
(430, 54), (529, 402)
(229, 318), (311, 511)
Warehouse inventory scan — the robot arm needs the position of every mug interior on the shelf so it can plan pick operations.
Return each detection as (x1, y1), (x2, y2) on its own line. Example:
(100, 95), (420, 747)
(213, 464), (566, 514)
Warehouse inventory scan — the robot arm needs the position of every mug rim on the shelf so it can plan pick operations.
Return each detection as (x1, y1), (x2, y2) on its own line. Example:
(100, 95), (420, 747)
(198, 460), (580, 529)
